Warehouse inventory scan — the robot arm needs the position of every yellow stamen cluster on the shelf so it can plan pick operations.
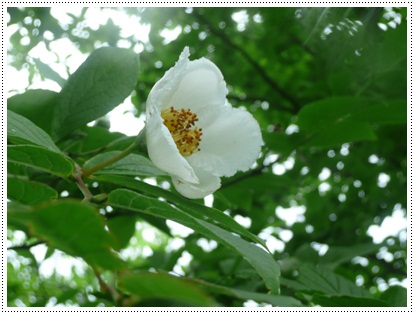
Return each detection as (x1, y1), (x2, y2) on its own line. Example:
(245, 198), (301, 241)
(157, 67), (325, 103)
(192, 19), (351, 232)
(161, 106), (202, 157)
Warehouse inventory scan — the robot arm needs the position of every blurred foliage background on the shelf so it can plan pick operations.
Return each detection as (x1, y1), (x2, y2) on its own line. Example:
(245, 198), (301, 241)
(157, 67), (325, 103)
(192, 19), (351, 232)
(7, 7), (407, 307)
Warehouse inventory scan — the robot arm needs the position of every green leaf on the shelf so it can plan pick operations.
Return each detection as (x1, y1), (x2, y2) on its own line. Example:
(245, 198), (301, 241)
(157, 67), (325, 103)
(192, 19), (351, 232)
(83, 152), (165, 177)
(33, 58), (66, 88)
(118, 271), (217, 306)
(77, 126), (126, 153)
(311, 294), (389, 307)
(355, 99), (407, 125)
(108, 189), (280, 293)
(107, 215), (137, 250)
(296, 264), (373, 298)
(7, 176), (58, 205)
(52, 47), (139, 139)
(95, 174), (267, 248)
(8, 200), (125, 271)
(191, 278), (303, 306)
(7, 89), (58, 134)
(381, 285), (407, 307)
(304, 120), (377, 148)
(297, 97), (407, 149)
(7, 110), (61, 152)
(318, 243), (380, 270)
(8, 145), (74, 177)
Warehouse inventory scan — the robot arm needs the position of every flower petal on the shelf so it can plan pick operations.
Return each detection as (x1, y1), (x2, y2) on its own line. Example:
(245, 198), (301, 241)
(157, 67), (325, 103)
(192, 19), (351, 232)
(168, 57), (228, 113)
(146, 111), (199, 184)
(146, 47), (191, 114)
(187, 105), (262, 177)
(172, 167), (221, 199)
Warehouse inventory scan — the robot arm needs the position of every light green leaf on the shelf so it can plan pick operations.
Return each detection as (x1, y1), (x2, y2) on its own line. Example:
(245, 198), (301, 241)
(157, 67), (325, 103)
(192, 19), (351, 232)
(108, 189), (280, 293)
(8, 145), (74, 177)
(7, 110), (61, 152)
(33, 58), (66, 88)
(52, 47), (139, 139)
(95, 174), (267, 249)
(7, 176), (58, 205)
(8, 200), (125, 271)
(118, 271), (217, 306)
(84, 152), (165, 177)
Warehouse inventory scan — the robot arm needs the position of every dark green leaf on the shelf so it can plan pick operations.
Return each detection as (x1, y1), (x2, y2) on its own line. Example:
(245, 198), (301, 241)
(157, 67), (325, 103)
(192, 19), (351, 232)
(107, 215), (137, 250)
(7, 110), (60, 152)
(355, 99), (407, 125)
(108, 189), (280, 293)
(296, 264), (373, 298)
(8, 200), (125, 271)
(8, 145), (74, 177)
(192, 278), (303, 306)
(7, 176), (58, 205)
(7, 89), (58, 134)
(303, 120), (377, 148)
(52, 47), (139, 139)
(297, 97), (406, 148)
(312, 294), (389, 307)
(83, 152), (165, 177)
(118, 271), (217, 306)
(319, 243), (380, 269)
(381, 285), (407, 307)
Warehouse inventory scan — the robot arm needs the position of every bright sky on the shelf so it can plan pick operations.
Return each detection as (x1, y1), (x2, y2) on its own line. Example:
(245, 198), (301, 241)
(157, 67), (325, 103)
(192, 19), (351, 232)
(7, 7), (407, 299)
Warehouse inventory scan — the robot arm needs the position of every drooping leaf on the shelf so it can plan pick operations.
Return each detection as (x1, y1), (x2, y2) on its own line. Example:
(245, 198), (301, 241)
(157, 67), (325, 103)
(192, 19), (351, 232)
(108, 189), (280, 293)
(33, 58), (66, 88)
(7, 89), (58, 134)
(7, 110), (60, 152)
(118, 271), (217, 306)
(8, 145), (74, 177)
(83, 152), (165, 177)
(95, 174), (267, 248)
(52, 47), (139, 139)
(8, 200), (125, 271)
(7, 176), (58, 205)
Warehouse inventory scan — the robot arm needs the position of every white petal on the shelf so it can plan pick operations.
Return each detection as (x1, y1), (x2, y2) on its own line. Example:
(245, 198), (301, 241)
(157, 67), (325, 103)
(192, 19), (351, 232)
(172, 167), (221, 199)
(146, 111), (199, 184)
(168, 58), (228, 113)
(186, 105), (262, 177)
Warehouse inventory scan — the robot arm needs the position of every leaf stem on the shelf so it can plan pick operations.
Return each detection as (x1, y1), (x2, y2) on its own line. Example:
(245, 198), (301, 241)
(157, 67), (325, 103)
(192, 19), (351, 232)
(82, 128), (146, 178)
(74, 164), (94, 202)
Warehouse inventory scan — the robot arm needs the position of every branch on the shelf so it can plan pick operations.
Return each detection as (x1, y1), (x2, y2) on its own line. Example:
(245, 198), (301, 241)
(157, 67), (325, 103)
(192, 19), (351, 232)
(195, 11), (300, 112)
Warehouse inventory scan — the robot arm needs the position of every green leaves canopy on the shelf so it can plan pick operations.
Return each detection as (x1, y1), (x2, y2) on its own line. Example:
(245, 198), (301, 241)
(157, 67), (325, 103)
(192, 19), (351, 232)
(7, 7), (406, 308)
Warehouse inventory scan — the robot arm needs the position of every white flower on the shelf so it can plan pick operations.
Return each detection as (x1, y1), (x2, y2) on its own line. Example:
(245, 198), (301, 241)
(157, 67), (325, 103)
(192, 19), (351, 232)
(145, 47), (262, 199)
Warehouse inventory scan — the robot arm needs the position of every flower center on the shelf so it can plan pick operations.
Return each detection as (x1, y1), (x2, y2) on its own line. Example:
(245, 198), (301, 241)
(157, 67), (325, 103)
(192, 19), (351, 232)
(161, 107), (202, 157)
